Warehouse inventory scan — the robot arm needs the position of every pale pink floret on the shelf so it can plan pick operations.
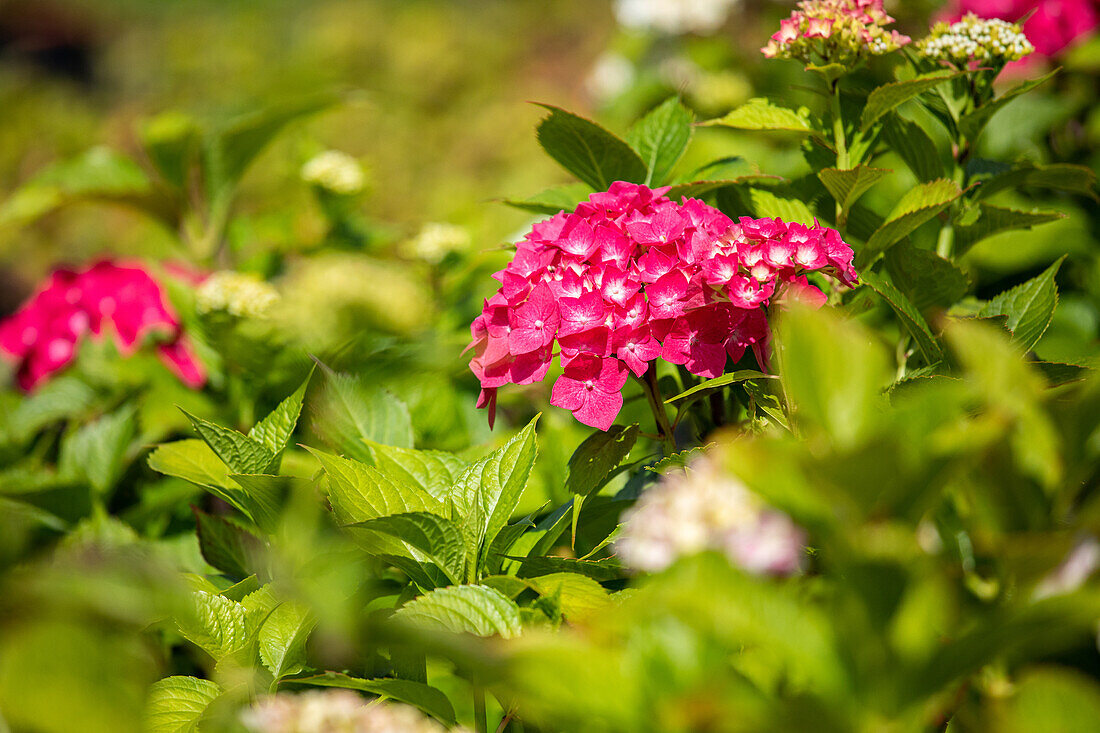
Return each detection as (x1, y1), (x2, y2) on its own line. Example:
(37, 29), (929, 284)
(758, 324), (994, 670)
(467, 182), (857, 430)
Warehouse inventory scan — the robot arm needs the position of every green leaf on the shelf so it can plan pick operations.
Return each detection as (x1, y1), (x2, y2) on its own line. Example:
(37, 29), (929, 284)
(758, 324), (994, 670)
(858, 178), (963, 267)
(860, 70), (963, 131)
(534, 104), (647, 190)
(58, 405), (136, 495)
(393, 584), (522, 638)
(701, 98), (816, 134)
(248, 373), (312, 462)
(663, 175), (782, 201)
(1033, 361), (1092, 386)
(526, 572), (609, 621)
(259, 602), (315, 681)
(140, 111), (200, 190)
(501, 183), (591, 215)
(861, 271), (944, 364)
(182, 410), (276, 476)
(665, 370), (772, 406)
(972, 161), (1097, 201)
(626, 96), (694, 186)
(192, 507), (265, 579)
(955, 204), (1065, 256)
(147, 439), (239, 503)
(364, 442), (468, 502)
(176, 591), (253, 661)
(144, 676), (221, 733)
(225, 474), (300, 534)
(451, 416), (539, 580)
(204, 93), (338, 198)
(516, 555), (627, 582)
(288, 673), (456, 726)
(777, 304), (892, 447)
(958, 69), (1059, 142)
(4, 377), (95, 444)
(996, 668), (1100, 732)
(308, 448), (443, 523)
(884, 242), (970, 312)
(348, 512), (465, 585)
(743, 378), (790, 431)
(979, 256), (1064, 350)
(818, 166), (891, 214)
(748, 188), (815, 225)
(310, 365), (414, 463)
(882, 114), (945, 182)
(564, 425), (639, 497)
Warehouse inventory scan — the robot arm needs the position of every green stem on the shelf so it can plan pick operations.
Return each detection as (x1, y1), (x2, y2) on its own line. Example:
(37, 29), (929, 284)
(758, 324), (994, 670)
(473, 685), (488, 733)
(638, 367), (676, 456)
(830, 80), (849, 170)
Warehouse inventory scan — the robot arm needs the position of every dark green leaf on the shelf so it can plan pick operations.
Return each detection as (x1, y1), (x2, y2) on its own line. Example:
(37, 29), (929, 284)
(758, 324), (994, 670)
(861, 271), (944, 364)
(884, 242), (970, 312)
(882, 114), (945, 182)
(860, 70), (963, 131)
(564, 425), (639, 497)
(955, 204), (1066, 256)
(182, 410), (276, 476)
(818, 166), (891, 214)
(193, 507), (265, 579)
(979, 256), (1064, 350)
(348, 512), (465, 584)
(958, 69), (1058, 142)
(972, 161), (1097, 201)
(534, 104), (646, 190)
(858, 179), (963, 267)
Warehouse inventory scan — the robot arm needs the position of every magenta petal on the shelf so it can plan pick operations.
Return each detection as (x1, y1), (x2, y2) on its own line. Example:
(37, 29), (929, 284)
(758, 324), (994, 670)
(550, 375), (586, 411)
(572, 388), (623, 431)
(157, 338), (206, 389)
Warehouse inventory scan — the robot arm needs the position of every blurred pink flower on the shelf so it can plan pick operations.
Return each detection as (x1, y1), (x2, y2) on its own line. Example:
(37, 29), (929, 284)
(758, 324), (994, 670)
(0, 260), (206, 391)
(939, 0), (1099, 57)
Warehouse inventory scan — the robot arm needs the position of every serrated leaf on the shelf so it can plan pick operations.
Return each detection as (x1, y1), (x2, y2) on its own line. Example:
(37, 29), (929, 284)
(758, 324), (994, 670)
(885, 242), (970, 312)
(526, 572), (609, 622)
(516, 555), (627, 582)
(860, 70), (963, 130)
(58, 404), (136, 495)
(665, 370), (772, 406)
(288, 673), (456, 726)
(534, 104), (647, 190)
(646, 445), (713, 474)
(348, 512), (465, 584)
(308, 448), (444, 523)
(225, 474), (301, 534)
(818, 166), (891, 214)
(664, 175), (783, 201)
(310, 365), (414, 462)
(861, 271), (944, 364)
(193, 508), (265, 579)
(1033, 360), (1091, 386)
(259, 603), (315, 681)
(182, 410), (276, 475)
(501, 183), (592, 215)
(955, 204), (1065, 256)
(743, 378), (790, 431)
(176, 591), (252, 661)
(973, 161), (1097, 201)
(148, 440), (269, 523)
(483, 519), (533, 576)
(882, 114), (945, 183)
(144, 676), (221, 733)
(451, 416), (539, 581)
(364, 442), (468, 502)
(702, 98), (816, 134)
(748, 188), (815, 225)
(979, 257), (1064, 350)
(248, 373), (311, 462)
(858, 179), (963, 267)
(564, 425), (639, 497)
(393, 584), (522, 638)
(626, 96), (694, 186)
(958, 69), (1058, 142)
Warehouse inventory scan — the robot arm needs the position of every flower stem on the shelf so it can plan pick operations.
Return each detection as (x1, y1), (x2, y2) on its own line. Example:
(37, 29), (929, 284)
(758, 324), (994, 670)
(474, 685), (488, 733)
(830, 80), (849, 170)
(638, 367), (677, 456)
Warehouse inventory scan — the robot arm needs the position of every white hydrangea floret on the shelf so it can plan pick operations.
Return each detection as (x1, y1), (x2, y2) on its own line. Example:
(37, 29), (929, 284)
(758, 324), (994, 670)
(196, 271), (280, 319)
(300, 150), (366, 195)
(918, 13), (1034, 66)
(242, 689), (469, 733)
(616, 455), (805, 575)
(401, 222), (471, 264)
(612, 0), (741, 36)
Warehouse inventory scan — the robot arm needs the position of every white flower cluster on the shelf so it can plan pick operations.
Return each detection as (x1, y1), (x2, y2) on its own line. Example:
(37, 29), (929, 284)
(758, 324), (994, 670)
(918, 13), (1034, 66)
(616, 455), (806, 575)
(195, 271), (280, 319)
(612, 0), (741, 35)
(401, 222), (471, 264)
(301, 150), (366, 195)
(242, 690), (468, 733)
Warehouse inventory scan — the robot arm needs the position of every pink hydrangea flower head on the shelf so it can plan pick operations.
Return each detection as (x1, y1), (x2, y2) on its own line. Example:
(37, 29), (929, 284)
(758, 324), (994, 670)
(0, 259), (206, 392)
(762, 0), (911, 66)
(467, 183), (857, 430)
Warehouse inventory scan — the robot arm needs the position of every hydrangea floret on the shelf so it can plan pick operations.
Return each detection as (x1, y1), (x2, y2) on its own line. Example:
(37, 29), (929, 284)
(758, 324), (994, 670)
(761, 0), (911, 65)
(616, 454), (806, 575)
(196, 271), (280, 319)
(0, 260), (205, 391)
(300, 150), (366, 195)
(242, 689), (470, 733)
(919, 13), (1034, 67)
(466, 182), (857, 431)
(938, 0), (1098, 59)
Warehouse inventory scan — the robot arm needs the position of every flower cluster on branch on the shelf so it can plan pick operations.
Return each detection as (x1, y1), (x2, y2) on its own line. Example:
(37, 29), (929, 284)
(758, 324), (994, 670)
(761, 0), (911, 65)
(466, 182), (856, 430)
(919, 13), (1034, 67)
